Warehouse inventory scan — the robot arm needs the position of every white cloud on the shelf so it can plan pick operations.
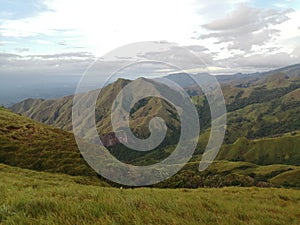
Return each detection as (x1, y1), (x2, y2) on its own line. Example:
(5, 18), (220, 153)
(219, 51), (300, 70)
(273, 9), (300, 52)
(199, 4), (295, 51)
(0, 0), (299, 73)
(0, 0), (201, 56)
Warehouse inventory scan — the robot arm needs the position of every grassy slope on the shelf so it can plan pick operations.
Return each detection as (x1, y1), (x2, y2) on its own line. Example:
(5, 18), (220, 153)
(224, 90), (300, 143)
(10, 70), (300, 145)
(10, 78), (181, 140)
(157, 159), (300, 188)
(2, 106), (300, 188)
(0, 163), (300, 225)
(4, 69), (300, 188)
(218, 132), (300, 165)
(208, 160), (300, 187)
(0, 107), (97, 177)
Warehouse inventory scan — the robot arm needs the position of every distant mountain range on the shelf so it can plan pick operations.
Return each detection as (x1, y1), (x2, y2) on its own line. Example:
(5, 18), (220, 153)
(2, 63), (299, 107)
(2, 63), (300, 187)
(11, 64), (300, 143)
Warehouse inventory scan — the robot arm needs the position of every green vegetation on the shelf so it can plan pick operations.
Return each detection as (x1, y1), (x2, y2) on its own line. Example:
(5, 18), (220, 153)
(2, 62), (300, 224)
(2, 104), (300, 188)
(0, 70), (300, 188)
(10, 78), (182, 143)
(218, 133), (300, 165)
(1, 163), (300, 225)
(224, 89), (300, 142)
(227, 80), (300, 112)
(157, 160), (300, 188)
(2, 66), (300, 189)
(0, 107), (97, 177)
(10, 68), (300, 146)
(270, 169), (300, 187)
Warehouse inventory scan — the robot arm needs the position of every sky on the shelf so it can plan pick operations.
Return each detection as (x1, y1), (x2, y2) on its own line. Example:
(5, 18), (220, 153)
(0, 0), (300, 77)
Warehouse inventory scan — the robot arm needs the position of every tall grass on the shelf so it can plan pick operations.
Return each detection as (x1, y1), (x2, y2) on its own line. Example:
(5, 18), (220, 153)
(1, 164), (299, 225)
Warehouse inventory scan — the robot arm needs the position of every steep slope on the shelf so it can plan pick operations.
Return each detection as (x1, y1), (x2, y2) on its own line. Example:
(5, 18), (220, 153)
(11, 78), (182, 145)
(10, 96), (74, 131)
(8, 64), (300, 174)
(11, 65), (300, 144)
(0, 107), (96, 177)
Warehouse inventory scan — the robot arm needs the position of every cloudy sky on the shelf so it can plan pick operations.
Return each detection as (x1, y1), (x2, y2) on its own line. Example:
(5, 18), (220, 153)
(0, 0), (300, 76)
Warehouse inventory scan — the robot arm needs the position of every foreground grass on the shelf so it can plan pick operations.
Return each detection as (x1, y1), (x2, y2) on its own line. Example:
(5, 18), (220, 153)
(1, 164), (300, 225)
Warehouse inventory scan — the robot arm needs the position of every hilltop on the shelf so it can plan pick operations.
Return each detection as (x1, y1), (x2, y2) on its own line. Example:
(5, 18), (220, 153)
(4, 64), (300, 188)
(10, 64), (300, 144)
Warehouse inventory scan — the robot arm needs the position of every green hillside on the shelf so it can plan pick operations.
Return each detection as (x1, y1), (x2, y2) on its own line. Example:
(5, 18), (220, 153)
(11, 78), (182, 144)
(0, 107), (97, 177)
(218, 133), (300, 165)
(2, 106), (300, 188)
(0, 163), (300, 225)
(10, 67), (300, 146)
(158, 159), (300, 188)
(5, 65), (300, 188)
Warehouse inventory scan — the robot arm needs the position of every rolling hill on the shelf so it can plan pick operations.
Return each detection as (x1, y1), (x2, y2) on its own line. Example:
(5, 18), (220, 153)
(2, 106), (300, 188)
(4, 64), (300, 188)
(0, 106), (97, 178)
(10, 64), (300, 145)
(10, 78), (182, 144)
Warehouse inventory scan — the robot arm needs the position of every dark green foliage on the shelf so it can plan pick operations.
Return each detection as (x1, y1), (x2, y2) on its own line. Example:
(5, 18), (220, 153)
(227, 82), (300, 112)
